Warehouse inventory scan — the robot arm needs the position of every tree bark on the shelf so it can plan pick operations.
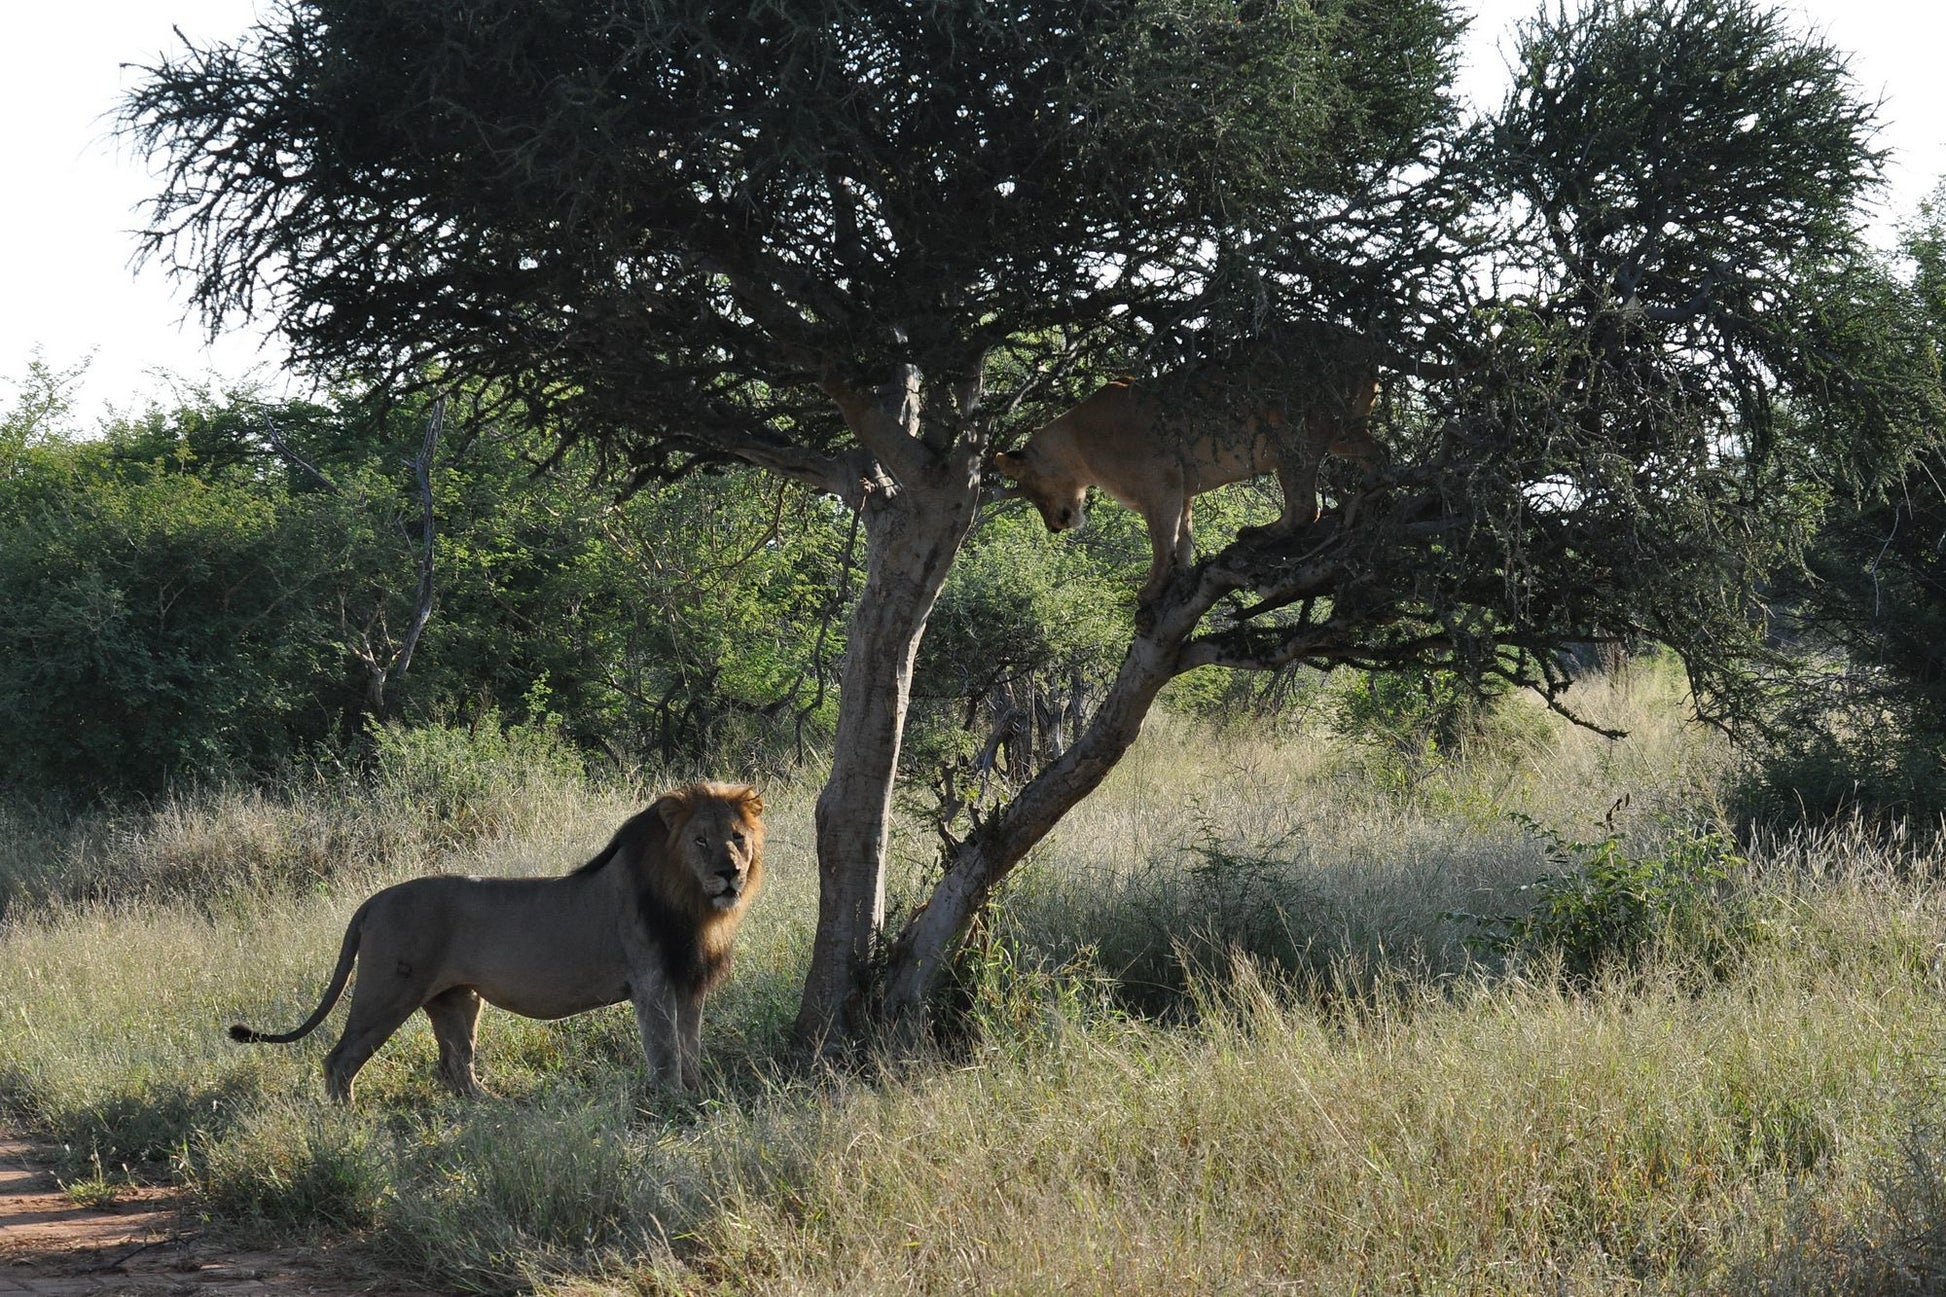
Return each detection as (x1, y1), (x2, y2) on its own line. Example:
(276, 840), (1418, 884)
(790, 381), (982, 1058)
(876, 571), (1228, 1041)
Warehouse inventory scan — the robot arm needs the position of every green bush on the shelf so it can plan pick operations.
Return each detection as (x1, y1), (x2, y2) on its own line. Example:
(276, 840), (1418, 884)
(0, 369), (858, 799)
(1456, 818), (1767, 986)
(0, 443), (352, 798)
(945, 930), (1121, 1051)
(1736, 703), (1946, 831)
(1329, 666), (1520, 793)
(905, 508), (1132, 815)
(365, 708), (584, 831)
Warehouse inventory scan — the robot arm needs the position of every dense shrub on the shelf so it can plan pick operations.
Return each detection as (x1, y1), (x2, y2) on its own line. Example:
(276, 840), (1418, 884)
(0, 413), (358, 797)
(1456, 817), (1768, 986)
(0, 371), (853, 799)
(1737, 704), (1946, 831)
(1743, 186), (1946, 830)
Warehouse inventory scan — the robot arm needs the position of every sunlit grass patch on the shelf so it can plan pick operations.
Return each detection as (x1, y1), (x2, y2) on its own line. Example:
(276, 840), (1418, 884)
(6, 680), (1946, 1293)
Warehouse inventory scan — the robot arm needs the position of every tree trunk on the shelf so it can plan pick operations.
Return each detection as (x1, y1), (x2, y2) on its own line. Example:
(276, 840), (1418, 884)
(790, 426), (980, 1058)
(875, 579), (1221, 1040)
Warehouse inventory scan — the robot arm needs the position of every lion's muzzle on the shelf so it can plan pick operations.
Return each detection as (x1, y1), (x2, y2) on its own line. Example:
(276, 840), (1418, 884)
(710, 868), (747, 908)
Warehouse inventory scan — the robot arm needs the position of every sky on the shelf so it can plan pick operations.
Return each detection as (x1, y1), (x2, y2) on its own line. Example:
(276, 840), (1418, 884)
(3, 0), (1943, 425)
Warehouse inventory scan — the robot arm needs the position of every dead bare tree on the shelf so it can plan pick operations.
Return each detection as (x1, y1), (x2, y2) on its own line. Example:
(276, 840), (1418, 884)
(263, 399), (444, 718)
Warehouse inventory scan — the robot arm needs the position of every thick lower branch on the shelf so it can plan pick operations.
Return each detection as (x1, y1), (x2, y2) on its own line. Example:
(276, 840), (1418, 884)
(876, 563), (1234, 1037)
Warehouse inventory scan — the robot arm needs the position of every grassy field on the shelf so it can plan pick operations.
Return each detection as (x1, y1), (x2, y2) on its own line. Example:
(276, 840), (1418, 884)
(5, 663), (1946, 1294)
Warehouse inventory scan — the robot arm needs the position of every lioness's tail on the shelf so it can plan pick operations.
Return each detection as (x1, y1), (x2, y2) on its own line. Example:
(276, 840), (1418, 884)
(228, 902), (366, 1045)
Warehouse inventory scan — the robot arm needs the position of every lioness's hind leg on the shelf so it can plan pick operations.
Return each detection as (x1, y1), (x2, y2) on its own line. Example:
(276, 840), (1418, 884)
(1271, 450), (1324, 533)
(1136, 497), (1191, 606)
(425, 987), (486, 1098)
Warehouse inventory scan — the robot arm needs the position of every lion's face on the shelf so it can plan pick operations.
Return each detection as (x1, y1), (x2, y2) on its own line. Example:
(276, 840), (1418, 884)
(661, 786), (765, 912)
(992, 447), (1090, 534)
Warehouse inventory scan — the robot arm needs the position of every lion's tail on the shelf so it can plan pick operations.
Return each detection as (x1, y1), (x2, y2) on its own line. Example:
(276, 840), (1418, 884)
(228, 902), (365, 1045)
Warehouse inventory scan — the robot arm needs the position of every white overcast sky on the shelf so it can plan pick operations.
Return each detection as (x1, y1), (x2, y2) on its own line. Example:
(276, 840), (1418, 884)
(3, 0), (1943, 424)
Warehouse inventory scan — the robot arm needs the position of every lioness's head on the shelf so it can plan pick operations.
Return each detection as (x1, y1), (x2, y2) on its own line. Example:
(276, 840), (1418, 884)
(652, 782), (765, 915)
(992, 444), (1090, 534)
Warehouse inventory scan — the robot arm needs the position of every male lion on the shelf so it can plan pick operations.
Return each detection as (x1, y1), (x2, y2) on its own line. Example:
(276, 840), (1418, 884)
(228, 782), (764, 1101)
(992, 341), (1381, 604)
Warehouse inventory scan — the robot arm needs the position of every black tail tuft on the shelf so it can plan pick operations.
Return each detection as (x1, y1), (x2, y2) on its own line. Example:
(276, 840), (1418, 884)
(229, 1024), (258, 1043)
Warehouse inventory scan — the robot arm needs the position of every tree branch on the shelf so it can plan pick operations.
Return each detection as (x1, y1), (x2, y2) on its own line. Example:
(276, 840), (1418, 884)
(260, 411), (337, 493)
(388, 397), (442, 690)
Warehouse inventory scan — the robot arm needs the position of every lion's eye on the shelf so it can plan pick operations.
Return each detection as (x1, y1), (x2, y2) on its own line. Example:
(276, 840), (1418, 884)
(731, 832), (745, 845)
(694, 835), (707, 847)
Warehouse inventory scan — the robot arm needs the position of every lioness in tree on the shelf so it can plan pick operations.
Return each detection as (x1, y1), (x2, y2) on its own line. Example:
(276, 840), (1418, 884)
(993, 336), (1381, 604)
(228, 782), (764, 1100)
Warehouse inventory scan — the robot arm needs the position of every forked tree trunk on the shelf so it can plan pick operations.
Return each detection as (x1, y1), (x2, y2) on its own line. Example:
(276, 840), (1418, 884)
(790, 388), (982, 1057)
(875, 577), (1223, 1041)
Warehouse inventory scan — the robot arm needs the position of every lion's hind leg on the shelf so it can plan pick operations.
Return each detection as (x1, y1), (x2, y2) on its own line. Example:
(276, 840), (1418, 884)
(1264, 446), (1325, 536)
(321, 974), (432, 1102)
(425, 987), (487, 1098)
(1134, 492), (1193, 606)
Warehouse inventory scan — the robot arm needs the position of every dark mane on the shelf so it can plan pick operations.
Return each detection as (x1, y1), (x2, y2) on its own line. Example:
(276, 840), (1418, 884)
(567, 785), (754, 996)
(569, 805), (658, 877)
(635, 883), (732, 998)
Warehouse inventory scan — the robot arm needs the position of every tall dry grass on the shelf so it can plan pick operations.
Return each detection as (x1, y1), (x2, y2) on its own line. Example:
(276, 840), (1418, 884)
(5, 665), (1945, 1294)
(989, 658), (1738, 1006)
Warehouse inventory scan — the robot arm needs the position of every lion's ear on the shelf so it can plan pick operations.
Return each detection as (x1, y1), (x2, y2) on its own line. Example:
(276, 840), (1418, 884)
(990, 450), (1023, 476)
(651, 790), (692, 833)
(739, 787), (764, 818)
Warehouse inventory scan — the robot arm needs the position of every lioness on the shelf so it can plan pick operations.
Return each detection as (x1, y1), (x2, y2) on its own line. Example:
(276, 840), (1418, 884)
(228, 782), (764, 1100)
(992, 350), (1380, 603)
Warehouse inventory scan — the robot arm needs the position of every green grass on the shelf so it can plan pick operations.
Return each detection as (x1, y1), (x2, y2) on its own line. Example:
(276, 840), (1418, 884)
(5, 662), (1945, 1293)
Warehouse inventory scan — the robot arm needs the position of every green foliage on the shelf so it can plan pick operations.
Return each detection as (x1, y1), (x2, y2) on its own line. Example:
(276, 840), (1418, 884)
(0, 372), (853, 800)
(1458, 817), (1765, 987)
(1323, 666), (1561, 803)
(1308, 0), (1944, 730)
(1156, 825), (1332, 1006)
(946, 932), (1119, 1055)
(907, 507), (1132, 801)
(0, 391), (358, 799)
(1737, 709), (1946, 830)
(1332, 667), (1485, 776)
(58, 1149), (131, 1210)
(365, 710), (584, 838)
(566, 472), (850, 766)
(920, 511), (1132, 700)
(199, 1102), (390, 1231)
(1743, 183), (1946, 829)
(1493, 0), (1909, 462)
(989, 814), (1342, 1021)
(0, 356), (85, 475)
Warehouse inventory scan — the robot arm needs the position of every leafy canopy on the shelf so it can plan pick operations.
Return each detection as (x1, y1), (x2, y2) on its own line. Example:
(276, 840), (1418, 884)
(127, 0), (1461, 472)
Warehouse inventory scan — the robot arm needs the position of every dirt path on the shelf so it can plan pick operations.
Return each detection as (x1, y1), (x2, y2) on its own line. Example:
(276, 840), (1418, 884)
(0, 1138), (429, 1297)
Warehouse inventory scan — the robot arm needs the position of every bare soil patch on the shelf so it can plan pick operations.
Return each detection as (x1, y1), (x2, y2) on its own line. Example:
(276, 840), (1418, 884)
(0, 1137), (429, 1297)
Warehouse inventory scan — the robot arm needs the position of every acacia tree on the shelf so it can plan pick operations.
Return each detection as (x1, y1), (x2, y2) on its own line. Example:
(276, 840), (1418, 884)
(872, 0), (1944, 1029)
(127, 0), (1939, 1046)
(126, 0), (1464, 1048)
